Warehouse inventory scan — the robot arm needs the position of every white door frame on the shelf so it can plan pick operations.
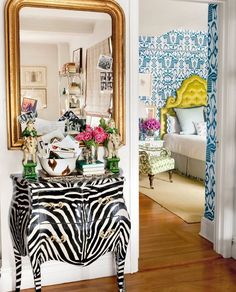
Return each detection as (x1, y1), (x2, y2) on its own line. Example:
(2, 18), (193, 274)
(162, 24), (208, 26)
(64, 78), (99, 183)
(171, 0), (234, 257)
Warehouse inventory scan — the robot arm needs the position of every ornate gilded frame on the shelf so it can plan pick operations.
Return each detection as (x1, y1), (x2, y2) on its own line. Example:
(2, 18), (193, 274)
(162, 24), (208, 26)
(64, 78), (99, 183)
(160, 75), (207, 138)
(5, 0), (125, 149)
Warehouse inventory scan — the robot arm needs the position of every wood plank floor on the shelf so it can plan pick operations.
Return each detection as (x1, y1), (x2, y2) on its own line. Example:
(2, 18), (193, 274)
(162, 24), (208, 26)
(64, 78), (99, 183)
(22, 194), (236, 292)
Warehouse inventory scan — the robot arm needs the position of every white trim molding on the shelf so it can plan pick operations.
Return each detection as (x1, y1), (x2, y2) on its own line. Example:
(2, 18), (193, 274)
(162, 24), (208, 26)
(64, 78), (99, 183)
(214, 0), (236, 258)
(231, 236), (236, 260)
(200, 217), (214, 242)
(128, 0), (139, 273)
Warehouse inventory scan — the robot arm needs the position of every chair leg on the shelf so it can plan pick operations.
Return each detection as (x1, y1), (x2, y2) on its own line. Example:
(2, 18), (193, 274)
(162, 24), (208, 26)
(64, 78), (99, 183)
(148, 174), (154, 189)
(168, 170), (173, 183)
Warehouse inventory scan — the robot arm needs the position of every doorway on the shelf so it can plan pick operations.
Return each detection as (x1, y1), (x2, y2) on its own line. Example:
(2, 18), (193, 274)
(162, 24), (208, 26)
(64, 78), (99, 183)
(138, 0), (210, 227)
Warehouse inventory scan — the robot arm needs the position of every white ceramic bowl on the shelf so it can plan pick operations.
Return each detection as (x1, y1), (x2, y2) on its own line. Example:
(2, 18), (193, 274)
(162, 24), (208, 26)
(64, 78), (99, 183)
(38, 156), (76, 176)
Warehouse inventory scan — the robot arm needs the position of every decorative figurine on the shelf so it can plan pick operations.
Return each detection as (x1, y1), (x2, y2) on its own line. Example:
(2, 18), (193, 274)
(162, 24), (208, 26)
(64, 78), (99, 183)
(103, 118), (122, 174)
(22, 120), (38, 179)
(106, 132), (122, 159)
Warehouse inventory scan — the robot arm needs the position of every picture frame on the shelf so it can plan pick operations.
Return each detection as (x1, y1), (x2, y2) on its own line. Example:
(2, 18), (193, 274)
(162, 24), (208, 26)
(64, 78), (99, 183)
(21, 88), (47, 110)
(21, 97), (38, 113)
(100, 72), (113, 91)
(145, 105), (156, 119)
(97, 54), (113, 71)
(21, 66), (47, 87)
(139, 73), (152, 97)
(73, 48), (83, 72)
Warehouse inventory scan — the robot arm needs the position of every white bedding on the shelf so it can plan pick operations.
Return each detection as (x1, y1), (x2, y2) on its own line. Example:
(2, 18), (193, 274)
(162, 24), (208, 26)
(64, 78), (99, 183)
(163, 133), (206, 162)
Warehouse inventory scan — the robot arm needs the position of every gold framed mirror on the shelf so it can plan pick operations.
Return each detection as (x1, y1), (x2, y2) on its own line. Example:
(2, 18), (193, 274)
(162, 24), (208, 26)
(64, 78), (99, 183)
(5, 0), (125, 149)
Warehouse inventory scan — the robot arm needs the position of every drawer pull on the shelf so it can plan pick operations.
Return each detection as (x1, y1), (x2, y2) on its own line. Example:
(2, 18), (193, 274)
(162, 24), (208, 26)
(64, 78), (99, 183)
(48, 235), (67, 243)
(98, 196), (113, 205)
(44, 202), (65, 210)
(99, 229), (115, 239)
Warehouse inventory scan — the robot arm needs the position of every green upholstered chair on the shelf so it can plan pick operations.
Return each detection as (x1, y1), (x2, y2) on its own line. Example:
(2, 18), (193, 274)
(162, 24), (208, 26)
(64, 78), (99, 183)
(139, 146), (175, 189)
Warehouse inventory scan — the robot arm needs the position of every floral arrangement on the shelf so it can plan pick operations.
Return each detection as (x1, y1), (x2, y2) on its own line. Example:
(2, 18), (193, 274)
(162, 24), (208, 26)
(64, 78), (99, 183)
(75, 125), (108, 147)
(141, 118), (160, 131)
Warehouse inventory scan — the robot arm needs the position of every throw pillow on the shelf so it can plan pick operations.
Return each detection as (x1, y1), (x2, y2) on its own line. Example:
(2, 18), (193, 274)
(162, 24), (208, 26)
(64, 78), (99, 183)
(174, 106), (205, 135)
(194, 121), (207, 136)
(166, 115), (180, 134)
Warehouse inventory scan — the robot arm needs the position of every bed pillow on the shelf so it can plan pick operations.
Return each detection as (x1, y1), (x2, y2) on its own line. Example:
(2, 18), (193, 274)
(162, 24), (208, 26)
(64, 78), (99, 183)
(174, 106), (205, 135)
(194, 121), (207, 136)
(166, 115), (180, 134)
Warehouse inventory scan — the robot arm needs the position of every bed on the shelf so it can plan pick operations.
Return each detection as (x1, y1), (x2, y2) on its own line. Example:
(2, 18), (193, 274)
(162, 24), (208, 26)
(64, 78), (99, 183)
(160, 75), (207, 180)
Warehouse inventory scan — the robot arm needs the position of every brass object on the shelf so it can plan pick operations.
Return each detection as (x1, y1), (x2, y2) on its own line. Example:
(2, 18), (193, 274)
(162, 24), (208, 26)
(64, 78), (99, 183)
(44, 202), (65, 210)
(99, 229), (115, 239)
(98, 196), (114, 205)
(48, 234), (67, 243)
(5, 0), (126, 149)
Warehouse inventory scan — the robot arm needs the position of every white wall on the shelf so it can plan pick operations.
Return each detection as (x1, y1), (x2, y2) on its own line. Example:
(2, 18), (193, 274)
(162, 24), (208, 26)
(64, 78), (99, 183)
(0, 0), (139, 291)
(139, 0), (208, 36)
(20, 43), (60, 120)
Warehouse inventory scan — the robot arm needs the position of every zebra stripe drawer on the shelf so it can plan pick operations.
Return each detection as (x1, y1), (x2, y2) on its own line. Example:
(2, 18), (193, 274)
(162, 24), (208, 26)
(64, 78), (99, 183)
(32, 188), (84, 224)
(82, 178), (125, 221)
(85, 215), (128, 264)
(10, 175), (130, 292)
(29, 223), (85, 264)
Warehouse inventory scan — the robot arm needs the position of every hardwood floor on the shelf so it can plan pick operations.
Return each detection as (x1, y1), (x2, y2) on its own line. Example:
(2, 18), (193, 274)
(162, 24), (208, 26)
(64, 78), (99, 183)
(22, 194), (236, 292)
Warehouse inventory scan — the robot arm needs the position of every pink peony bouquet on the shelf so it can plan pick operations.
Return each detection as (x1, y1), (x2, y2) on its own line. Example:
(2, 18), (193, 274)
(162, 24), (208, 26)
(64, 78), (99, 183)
(75, 125), (108, 147)
(141, 118), (160, 131)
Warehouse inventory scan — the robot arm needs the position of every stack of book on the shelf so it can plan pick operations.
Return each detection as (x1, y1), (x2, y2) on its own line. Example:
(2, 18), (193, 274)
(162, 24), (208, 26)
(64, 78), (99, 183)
(76, 160), (105, 175)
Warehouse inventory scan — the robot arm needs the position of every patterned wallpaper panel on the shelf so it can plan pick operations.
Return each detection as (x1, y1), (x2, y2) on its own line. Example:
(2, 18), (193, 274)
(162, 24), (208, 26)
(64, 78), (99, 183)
(139, 30), (208, 119)
(205, 4), (218, 221)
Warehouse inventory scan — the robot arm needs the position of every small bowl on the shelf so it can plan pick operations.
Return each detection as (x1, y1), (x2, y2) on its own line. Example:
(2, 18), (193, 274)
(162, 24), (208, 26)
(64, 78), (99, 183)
(38, 156), (76, 176)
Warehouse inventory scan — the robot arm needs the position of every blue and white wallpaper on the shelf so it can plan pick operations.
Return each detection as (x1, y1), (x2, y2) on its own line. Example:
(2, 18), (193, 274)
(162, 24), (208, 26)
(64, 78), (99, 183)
(139, 30), (208, 119)
(205, 4), (218, 221)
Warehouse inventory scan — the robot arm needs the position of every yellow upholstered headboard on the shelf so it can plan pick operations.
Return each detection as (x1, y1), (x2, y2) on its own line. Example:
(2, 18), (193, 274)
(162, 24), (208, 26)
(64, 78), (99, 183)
(160, 75), (207, 138)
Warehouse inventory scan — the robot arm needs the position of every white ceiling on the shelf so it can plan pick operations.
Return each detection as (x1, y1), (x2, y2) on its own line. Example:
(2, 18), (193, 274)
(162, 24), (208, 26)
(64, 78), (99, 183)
(20, 8), (111, 44)
(139, 0), (208, 36)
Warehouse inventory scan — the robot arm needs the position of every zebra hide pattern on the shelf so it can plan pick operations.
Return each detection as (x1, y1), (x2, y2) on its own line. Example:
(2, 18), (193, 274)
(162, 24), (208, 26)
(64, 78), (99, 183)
(10, 175), (131, 292)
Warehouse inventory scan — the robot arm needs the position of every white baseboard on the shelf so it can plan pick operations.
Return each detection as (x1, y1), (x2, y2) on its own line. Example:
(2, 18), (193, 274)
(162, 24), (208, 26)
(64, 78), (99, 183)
(231, 236), (236, 260)
(0, 253), (131, 292)
(199, 216), (214, 243)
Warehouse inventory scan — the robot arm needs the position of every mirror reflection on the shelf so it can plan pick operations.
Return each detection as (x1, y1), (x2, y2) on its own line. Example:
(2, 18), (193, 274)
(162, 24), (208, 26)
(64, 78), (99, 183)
(19, 8), (112, 135)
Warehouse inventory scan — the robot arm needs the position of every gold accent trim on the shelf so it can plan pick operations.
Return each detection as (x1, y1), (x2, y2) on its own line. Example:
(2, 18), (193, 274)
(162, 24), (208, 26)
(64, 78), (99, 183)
(160, 75), (207, 138)
(98, 196), (113, 205)
(99, 229), (115, 239)
(43, 202), (65, 210)
(5, 0), (126, 149)
(48, 235), (67, 243)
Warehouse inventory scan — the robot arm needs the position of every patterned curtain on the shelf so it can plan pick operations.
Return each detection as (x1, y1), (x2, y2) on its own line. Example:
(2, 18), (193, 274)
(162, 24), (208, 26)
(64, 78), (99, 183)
(205, 4), (218, 221)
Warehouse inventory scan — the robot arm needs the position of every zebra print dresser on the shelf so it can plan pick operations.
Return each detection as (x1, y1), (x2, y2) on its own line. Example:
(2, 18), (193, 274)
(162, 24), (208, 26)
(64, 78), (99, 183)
(10, 174), (131, 292)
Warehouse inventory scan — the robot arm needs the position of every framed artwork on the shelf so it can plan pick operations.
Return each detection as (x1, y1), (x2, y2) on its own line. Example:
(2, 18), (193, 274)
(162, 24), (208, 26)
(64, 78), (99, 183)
(97, 54), (113, 71)
(100, 72), (113, 91)
(21, 66), (47, 87)
(73, 48), (83, 72)
(21, 88), (47, 110)
(139, 73), (152, 97)
(145, 105), (156, 119)
(21, 97), (37, 113)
